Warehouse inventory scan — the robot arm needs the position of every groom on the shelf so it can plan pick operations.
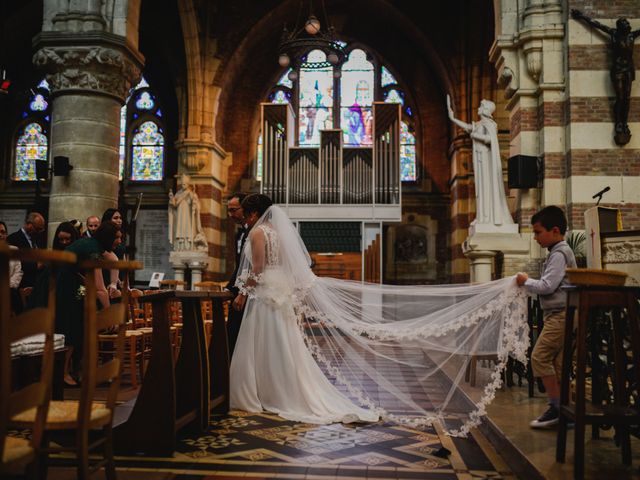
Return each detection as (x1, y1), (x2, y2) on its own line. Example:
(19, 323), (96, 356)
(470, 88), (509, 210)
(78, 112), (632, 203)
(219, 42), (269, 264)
(225, 192), (248, 357)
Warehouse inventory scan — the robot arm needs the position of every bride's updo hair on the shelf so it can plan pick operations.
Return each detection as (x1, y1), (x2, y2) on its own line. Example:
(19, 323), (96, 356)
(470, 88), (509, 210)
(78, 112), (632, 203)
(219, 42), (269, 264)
(241, 194), (273, 217)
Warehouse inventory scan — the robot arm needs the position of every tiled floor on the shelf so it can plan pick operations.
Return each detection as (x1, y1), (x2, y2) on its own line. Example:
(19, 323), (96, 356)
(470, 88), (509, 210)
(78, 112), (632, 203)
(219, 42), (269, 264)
(45, 410), (514, 479)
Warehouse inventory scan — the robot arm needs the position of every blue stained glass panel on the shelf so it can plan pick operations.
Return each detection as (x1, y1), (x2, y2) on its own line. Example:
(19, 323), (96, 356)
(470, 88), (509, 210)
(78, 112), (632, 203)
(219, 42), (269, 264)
(400, 122), (416, 181)
(340, 49), (374, 145)
(381, 66), (397, 87)
(256, 133), (263, 181)
(29, 94), (48, 111)
(401, 145), (416, 181)
(299, 50), (333, 145)
(384, 88), (404, 104)
(135, 77), (149, 90)
(14, 123), (48, 181)
(340, 107), (372, 146)
(119, 106), (127, 180)
(299, 107), (333, 145)
(401, 122), (415, 144)
(135, 91), (154, 110)
(271, 90), (289, 104)
(37, 79), (50, 91)
(131, 121), (164, 181)
(277, 69), (293, 88)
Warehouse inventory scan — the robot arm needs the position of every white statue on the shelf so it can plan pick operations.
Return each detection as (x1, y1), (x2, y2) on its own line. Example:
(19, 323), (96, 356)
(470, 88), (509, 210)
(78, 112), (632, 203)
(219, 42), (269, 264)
(447, 95), (515, 228)
(168, 174), (207, 252)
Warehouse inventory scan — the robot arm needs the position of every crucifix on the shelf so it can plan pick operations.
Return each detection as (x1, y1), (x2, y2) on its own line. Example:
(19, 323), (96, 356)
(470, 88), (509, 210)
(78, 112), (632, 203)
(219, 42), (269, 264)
(572, 9), (640, 145)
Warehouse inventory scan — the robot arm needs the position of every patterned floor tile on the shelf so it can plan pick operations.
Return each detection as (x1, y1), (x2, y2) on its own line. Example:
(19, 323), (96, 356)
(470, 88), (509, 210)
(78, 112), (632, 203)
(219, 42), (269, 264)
(44, 410), (511, 480)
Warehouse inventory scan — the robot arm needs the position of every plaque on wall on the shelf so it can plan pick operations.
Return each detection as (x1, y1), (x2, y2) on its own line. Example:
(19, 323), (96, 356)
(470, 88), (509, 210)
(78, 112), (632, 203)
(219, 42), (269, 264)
(135, 209), (172, 282)
(0, 209), (27, 235)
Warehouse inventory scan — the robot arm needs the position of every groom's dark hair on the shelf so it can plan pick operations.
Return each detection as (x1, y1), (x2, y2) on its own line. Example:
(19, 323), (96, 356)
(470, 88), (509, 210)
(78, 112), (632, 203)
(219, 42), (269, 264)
(228, 192), (247, 203)
(242, 194), (273, 217)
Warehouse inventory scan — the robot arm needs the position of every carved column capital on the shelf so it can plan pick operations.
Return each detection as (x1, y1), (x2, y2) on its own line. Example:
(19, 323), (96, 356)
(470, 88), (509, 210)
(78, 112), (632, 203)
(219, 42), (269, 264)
(32, 33), (144, 102)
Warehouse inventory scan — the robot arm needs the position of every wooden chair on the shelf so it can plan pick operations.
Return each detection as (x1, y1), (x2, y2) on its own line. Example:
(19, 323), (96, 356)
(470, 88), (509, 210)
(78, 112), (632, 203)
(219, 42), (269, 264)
(12, 259), (142, 479)
(0, 245), (76, 477)
(159, 279), (186, 290)
(98, 288), (147, 387)
(194, 281), (222, 292)
(128, 289), (153, 375)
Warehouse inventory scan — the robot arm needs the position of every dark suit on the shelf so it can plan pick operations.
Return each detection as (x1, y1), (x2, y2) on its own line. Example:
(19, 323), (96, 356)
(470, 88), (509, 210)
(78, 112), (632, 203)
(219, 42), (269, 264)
(7, 229), (40, 289)
(226, 226), (249, 357)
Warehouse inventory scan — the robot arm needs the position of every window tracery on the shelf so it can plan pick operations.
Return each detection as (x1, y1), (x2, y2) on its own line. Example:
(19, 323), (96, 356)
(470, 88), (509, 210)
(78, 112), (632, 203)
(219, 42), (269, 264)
(119, 77), (165, 181)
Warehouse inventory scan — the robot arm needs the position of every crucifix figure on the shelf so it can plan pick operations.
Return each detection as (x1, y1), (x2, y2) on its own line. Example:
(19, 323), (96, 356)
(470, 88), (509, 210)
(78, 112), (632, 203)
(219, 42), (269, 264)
(572, 9), (640, 145)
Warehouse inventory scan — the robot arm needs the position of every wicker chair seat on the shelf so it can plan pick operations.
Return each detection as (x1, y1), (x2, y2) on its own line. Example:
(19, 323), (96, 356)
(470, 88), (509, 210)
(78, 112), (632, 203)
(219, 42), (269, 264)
(12, 401), (111, 430)
(1, 436), (34, 470)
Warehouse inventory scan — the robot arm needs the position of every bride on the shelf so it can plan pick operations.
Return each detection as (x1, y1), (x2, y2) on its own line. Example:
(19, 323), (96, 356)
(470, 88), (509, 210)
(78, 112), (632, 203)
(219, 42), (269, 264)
(230, 194), (529, 436)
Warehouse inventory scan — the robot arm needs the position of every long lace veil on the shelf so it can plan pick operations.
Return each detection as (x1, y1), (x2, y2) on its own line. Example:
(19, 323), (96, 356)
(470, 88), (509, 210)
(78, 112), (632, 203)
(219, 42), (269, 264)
(236, 205), (529, 436)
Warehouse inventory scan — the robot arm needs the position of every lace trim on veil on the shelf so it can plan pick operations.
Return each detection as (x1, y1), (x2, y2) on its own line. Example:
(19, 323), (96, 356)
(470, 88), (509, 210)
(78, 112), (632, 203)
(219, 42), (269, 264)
(290, 283), (529, 437)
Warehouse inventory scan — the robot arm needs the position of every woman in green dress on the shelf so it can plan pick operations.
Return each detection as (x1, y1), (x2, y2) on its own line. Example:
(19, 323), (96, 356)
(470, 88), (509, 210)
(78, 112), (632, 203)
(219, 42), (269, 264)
(57, 221), (122, 385)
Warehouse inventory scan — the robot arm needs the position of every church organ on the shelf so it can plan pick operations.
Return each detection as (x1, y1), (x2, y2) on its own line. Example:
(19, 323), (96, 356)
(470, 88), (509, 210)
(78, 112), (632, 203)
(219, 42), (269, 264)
(260, 102), (402, 282)
(260, 102), (402, 221)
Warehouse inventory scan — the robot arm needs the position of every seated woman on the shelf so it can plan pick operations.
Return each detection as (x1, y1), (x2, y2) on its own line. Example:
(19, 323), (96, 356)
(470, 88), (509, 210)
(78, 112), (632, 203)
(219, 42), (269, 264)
(56, 221), (123, 385)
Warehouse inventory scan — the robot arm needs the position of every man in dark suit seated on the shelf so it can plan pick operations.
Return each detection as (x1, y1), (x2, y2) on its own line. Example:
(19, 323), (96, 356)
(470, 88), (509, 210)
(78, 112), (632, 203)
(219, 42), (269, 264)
(225, 193), (248, 357)
(84, 215), (100, 238)
(7, 212), (45, 310)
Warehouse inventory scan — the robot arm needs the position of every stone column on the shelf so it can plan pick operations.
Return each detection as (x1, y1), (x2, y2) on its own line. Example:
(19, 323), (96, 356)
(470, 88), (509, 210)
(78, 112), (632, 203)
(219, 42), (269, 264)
(32, 32), (143, 240)
(189, 261), (207, 289)
(171, 262), (186, 290)
(463, 249), (496, 284)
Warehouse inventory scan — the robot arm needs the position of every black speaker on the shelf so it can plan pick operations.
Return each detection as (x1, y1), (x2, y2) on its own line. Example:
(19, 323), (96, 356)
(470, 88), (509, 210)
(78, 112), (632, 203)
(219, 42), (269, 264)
(508, 155), (539, 189)
(34, 160), (48, 180)
(53, 156), (73, 176)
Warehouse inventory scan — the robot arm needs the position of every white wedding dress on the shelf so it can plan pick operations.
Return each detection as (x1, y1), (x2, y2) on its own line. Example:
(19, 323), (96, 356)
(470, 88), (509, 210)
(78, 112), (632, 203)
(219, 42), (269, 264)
(228, 206), (529, 436)
(230, 224), (379, 424)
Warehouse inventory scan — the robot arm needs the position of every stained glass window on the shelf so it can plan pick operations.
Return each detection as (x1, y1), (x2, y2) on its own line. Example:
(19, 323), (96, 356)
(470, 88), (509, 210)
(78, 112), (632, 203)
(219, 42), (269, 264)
(29, 94), (48, 111)
(131, 121), (164, 181)
(277, 69), (293, 88)
(400, 121), (416, 181)
(299, 50), (333, 145)
(118, 105), (127, 180)
(381, 66), (397, 87)
(384, 88), (404, 105)
(256, 133), (263, 181)
(340, 49), (374, 146)
(14, 79), (51, 182)
(15, 123), (48, 181)
(135, 77), (149, 89)
(119, 76), (166, 182)
(266, 46), (418, 181)
(135, 91), (154, 110)
(270, 90), (290, 104)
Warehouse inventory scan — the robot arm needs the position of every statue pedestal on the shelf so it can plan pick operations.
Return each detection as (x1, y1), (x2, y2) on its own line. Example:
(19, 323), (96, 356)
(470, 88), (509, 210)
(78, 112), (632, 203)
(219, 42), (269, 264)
(169, 251), (209, 290)
(469, 221), (519, 236)
(463, 231), (529, 283)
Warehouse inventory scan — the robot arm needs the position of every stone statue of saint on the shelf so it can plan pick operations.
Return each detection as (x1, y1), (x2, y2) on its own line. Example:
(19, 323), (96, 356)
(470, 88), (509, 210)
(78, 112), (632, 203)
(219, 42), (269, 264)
(572, 9), (640, 145)
(447, 95), (515, 229)
(168, 174), (207, 252)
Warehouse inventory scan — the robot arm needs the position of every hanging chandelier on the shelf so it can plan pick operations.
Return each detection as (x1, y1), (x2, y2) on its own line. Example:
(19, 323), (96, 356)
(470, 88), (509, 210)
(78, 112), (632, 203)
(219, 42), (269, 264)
(277, 0), (345, 77)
